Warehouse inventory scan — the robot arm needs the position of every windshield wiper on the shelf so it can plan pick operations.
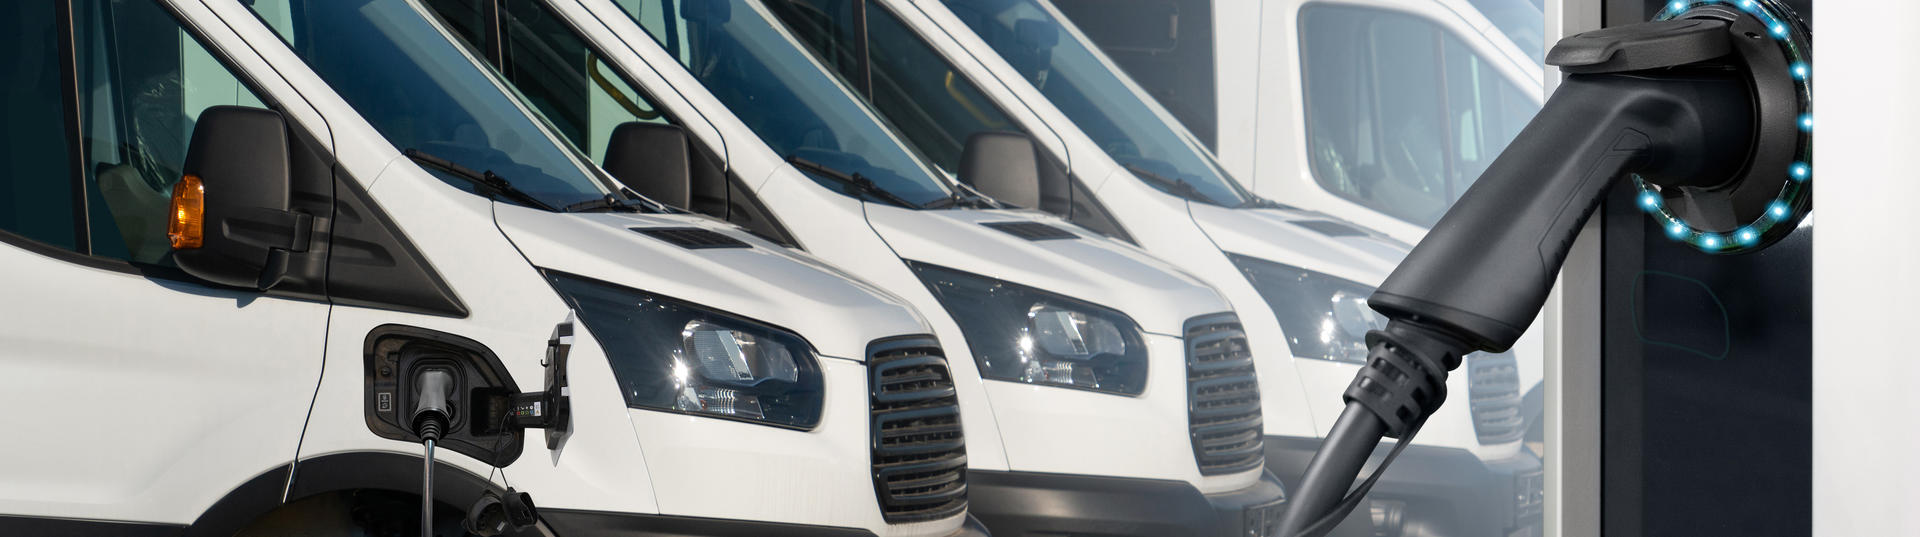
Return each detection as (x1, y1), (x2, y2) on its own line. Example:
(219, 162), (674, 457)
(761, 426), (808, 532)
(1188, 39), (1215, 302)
(922, 182), (1001, 210)
(562, 192), (657, 213)
(786, 156), (922, 209)
(1124, 163), (1220, 206)
(405, 149), (559, 212)
(1241, 195), (1299, 211)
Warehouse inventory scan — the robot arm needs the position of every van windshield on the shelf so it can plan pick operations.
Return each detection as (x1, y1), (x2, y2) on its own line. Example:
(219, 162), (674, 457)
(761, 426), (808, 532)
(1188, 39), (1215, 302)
(243, 0), (614, 210)
(615, 0), (953, 208)
(942, 0), (1249, 207)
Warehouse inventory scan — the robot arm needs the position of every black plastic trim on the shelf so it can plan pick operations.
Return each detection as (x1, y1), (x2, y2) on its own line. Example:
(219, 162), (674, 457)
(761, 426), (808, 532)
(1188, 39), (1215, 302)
(0, 516), (180, 537)
(285, 451), (508, 514)
(632, 226), (751, 249)
(325, 167), (470, 317)
(56, 0), (90, 254)
(1291, 219), (1368, 238)
(1263, 434), (1542, 537)
(980, 221), (1078, 241)
(540, 509), (877, 537)
(1183, 313), (1264, 476)
(968, 469), (1286, 537)
(865, 335), (969, 523)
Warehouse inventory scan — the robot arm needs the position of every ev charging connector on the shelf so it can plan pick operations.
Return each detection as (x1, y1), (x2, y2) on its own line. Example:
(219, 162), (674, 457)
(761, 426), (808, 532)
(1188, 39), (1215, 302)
(367, 318), (577, 537)
(1279, 1), (1811, 535)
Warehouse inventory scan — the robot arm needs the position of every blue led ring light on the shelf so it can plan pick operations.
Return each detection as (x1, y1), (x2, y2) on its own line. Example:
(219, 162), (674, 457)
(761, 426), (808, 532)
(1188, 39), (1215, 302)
(1637, 0), (1811, 253)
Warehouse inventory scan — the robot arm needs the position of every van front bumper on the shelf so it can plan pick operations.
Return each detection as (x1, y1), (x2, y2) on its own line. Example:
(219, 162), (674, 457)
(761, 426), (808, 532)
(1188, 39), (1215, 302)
(1265, 435), (1544, 537)
(967, 469), (1288, 537)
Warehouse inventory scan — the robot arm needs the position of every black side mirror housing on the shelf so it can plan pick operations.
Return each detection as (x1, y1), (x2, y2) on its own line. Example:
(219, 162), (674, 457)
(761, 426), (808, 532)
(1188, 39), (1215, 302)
(957, 131), (1068, 212)
(602, 122), (693, 209)
(172, 106), (310, 290)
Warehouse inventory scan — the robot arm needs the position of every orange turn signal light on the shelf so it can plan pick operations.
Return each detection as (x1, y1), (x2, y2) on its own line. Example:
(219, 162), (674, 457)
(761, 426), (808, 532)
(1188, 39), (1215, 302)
(168, 174), (205, 250)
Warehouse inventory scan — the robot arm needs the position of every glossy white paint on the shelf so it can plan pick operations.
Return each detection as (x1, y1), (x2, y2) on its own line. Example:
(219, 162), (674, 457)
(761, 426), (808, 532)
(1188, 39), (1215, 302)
(561, 0), (1263, 496)
(0, 245), (327, 524)
(0, 1), (969, 534)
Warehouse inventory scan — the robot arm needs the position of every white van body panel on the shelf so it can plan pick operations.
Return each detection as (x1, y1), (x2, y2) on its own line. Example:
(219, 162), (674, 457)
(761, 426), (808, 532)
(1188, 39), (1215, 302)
(565, 0), (1261, 495)
(0, 245), (328, 524)
(0, 1), (966, 533)
(0, 0), (328, 525)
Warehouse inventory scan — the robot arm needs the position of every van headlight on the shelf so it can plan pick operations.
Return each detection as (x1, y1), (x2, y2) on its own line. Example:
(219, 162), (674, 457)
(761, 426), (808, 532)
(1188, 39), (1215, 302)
(545, 271), (824, 429)
(1227, 254), (1384, 364)
(908, 262), (1147, 395)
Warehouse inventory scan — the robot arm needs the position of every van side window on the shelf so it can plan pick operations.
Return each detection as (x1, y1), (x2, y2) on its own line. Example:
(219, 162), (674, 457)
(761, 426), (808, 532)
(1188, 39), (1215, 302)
(426, 0), (673, 166)
(1299, 6), (1539, 227)
(767, 0), (1016, 176)
(75, 0), (270, 264)
(1052, 0), (1218, 150)
(0, 3), (82, 250)
(1, 0), (274, 264)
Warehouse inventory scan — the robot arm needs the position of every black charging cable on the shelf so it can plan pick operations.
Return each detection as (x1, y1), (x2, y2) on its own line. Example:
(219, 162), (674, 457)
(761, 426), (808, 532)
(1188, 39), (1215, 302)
(1282, 321), (1469, 537)
(411, 369), (456, 537)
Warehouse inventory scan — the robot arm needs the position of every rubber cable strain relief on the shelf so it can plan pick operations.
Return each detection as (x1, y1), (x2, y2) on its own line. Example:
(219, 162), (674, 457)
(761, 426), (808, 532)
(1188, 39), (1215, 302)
(416, 418), (444, 443)
(1342, 320), (1475, 439)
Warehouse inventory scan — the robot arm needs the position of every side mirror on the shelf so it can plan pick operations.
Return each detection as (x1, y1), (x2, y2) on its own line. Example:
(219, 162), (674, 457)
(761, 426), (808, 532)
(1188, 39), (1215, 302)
(170, 106), (309, 290)
(602, 122), (692, 209)
(957, 131), (1069, 213)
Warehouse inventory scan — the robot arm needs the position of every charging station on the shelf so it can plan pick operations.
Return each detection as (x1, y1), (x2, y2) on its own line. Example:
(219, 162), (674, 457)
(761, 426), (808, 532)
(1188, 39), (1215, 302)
(1594, 2), (1812, 536)
(1535, 1), (1888, 537)
(1274, 0), (1822, 534)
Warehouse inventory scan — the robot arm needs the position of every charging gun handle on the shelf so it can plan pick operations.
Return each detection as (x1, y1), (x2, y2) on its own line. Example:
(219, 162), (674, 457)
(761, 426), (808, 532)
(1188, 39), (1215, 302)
(1369, 72), (1749, 352)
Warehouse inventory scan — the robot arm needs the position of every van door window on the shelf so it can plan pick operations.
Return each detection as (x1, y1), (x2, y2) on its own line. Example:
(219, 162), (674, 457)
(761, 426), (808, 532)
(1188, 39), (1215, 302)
(768, 0), (1016, 176)
(1300, 5), (1539, 227)
(423, 0), (797, 245)
(246, 0), (619, 211)
(0, 2), (81, 251)
(1051, 0), (1217, 150)
(619, 0), (956, 208)
(73, 0), (270, 264)
(427, 0), (673, 165)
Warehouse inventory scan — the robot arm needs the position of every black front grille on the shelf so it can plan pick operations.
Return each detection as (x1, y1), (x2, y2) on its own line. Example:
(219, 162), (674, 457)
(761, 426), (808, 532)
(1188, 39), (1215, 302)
(1467, 352), (1525, 444)
(1186, 314), (1265, 475)
(631, 227), (750, 249)
(981, 221), (1079, 241)
(868, 338), (967, 523)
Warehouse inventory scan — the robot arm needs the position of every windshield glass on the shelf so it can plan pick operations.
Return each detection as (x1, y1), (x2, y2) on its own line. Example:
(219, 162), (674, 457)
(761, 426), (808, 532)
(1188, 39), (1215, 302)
(615, 0), (952, 207)
(943, 0), (1247, 206)
(242, 0), (612, 209)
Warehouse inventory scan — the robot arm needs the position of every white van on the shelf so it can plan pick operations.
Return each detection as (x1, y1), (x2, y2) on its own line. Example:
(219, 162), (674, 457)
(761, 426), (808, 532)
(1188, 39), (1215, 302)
(1053, 0), (1547, 245)
(0, 1), (986, 535)
(411, 0), (1288, 535)
(745, 0), (1544, 535)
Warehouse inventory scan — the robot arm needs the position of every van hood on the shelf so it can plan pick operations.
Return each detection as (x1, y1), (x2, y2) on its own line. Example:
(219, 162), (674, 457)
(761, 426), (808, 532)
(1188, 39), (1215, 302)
(863, 204), (1228, 335)
(1188, 202), (1413, 286)
(493, 203), (927, 360)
